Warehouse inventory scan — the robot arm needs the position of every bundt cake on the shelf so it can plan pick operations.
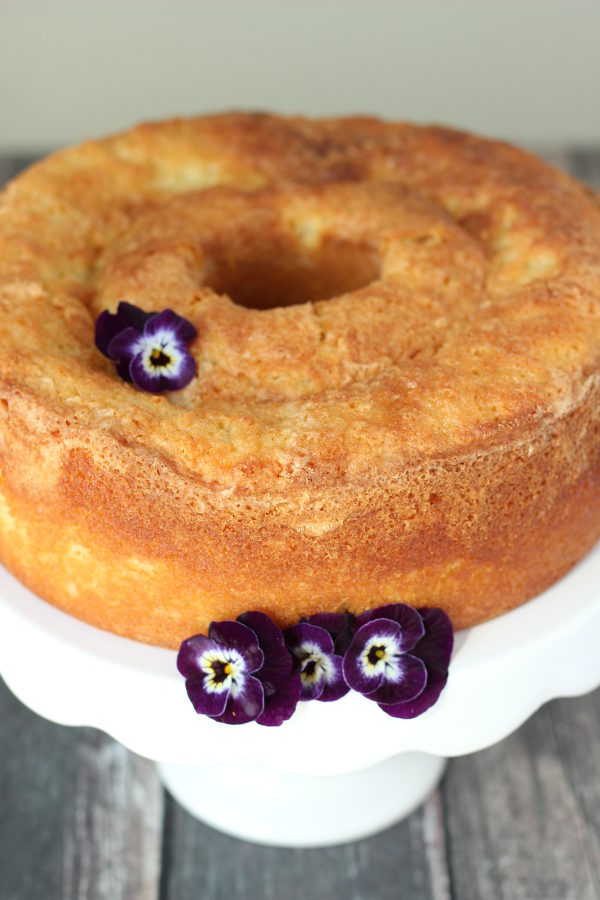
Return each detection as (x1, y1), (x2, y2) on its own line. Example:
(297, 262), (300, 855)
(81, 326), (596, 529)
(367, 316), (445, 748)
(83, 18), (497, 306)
(0, 113), (599, 647)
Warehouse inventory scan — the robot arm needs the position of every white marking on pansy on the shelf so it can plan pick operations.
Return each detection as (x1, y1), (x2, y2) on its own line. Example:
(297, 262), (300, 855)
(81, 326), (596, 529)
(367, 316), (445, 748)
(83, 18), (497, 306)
(228, 673), (246, 699)
(199, 647), (246, 694)
(296, 640), (335, 686)
(138, 332), (186, 377)
(361, 633), (404, 681)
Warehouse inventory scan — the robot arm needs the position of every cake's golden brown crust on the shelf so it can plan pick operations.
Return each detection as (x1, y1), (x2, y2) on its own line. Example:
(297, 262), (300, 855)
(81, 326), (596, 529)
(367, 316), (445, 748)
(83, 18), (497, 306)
(0, 114), (599, 647)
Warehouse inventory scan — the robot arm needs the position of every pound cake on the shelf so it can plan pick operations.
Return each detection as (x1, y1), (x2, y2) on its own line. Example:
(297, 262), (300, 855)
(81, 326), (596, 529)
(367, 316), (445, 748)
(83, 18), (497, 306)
(0, 113), (599, 648)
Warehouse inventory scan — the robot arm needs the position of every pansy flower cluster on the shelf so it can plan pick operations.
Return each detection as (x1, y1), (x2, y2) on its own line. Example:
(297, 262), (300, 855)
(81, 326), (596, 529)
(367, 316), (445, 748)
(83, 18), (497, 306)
(177, 604), (454, 726)
(95, 302), (197, 393)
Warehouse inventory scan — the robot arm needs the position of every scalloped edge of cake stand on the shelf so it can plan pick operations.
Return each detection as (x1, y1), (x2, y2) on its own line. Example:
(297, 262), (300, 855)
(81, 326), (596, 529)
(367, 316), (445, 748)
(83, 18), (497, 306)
(1, 546), (599, 845)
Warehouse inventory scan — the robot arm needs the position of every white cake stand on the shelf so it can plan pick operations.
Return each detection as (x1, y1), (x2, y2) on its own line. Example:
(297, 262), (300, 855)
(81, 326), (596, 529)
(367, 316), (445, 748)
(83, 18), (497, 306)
(1, 546), (599, 848)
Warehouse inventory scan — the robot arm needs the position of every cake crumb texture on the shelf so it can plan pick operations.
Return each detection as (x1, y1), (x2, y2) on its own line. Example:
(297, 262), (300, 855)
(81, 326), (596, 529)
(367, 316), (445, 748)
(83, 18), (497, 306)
(0, 114), (599, 647)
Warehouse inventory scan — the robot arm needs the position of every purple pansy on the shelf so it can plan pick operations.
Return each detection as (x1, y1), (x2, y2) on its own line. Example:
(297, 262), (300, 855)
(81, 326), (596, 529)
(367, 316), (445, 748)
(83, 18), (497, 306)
(238, 611), (302, 727)
(95, 301), (154, 374)
(302, 611), (356, 656)
(95, 303), (197, 392)
(343, 604), (453, 718)
(284, 621), (349, 702)
(343, 605), (427, 704)
(177, 605), (454, 725)
(177, 620), (264, 725)
(381, 607), (454, 719)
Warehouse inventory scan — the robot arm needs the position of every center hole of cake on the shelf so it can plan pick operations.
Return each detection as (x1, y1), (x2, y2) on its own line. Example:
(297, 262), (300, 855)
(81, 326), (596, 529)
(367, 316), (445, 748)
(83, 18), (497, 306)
(203, 235), (380, 311)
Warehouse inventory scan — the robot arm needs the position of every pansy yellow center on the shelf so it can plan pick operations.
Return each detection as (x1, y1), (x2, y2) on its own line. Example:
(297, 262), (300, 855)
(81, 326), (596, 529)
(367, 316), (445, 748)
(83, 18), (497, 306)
(199, 648), (245, 695)
(296, 640), (334, 686)
(302, 656), (320, 684)
(362, 635), (401, 676)
(367, 644), (388, 665)
(149, 346), (172, 368)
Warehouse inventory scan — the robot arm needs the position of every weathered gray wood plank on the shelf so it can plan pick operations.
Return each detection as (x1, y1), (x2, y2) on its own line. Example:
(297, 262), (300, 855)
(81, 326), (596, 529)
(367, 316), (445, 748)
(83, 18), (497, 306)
(157, 693), (600, 900)
(443, 690), (600, 900)
(159, 784), (449, 900)
(0, 678), (163, 900)
(4, 684), (599, 900)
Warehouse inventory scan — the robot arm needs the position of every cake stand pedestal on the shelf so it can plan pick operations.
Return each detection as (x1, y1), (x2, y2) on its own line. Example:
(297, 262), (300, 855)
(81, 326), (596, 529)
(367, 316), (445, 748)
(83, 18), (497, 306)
(1, 546), (599, 848)
(157, 752), (446, 846)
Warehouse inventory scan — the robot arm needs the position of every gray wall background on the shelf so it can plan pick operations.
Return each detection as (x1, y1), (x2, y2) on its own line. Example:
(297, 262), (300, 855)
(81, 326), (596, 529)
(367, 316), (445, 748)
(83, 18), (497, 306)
(1, 0), (600, 151)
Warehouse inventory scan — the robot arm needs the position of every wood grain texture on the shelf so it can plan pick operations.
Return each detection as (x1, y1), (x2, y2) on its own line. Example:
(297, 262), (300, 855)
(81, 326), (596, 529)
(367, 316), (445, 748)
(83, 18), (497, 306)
(158, 785), (449, 900)
(443, 692), (600, 900)
(0, 679), (163, 900)
(2, 680), (598, 900)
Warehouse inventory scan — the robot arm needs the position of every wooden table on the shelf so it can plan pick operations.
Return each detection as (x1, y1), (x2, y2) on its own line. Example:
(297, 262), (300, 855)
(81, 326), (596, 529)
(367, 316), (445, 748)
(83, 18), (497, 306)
(1, 149), (599, 900)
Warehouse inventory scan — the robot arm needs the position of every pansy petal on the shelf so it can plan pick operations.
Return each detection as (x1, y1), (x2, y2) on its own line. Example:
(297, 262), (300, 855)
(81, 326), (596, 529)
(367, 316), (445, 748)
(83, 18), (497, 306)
(144, 308), (197, 343)
(319, 654), (350, 702)
(213, 675), (264, 725)
(285, 622), (334, 656)
(128, 345), (196, 393)
(118, 301), (155, 330)
(299, 669), (325, 701)
(94, 302), (153, 356)
(238, 611), (294, 689)
(176, 634), (216, 678)
(342, 637), (382, 694)
(160, 351), (197, 391)
(209, 620), (264, 673)
(342, 619), (403, 694)
(115, 359), (133, 382)
(367, 653), (427, 704)
(304, 612), (356, 655)
(129, 351), (163, 393)
(238, 610), (281, 641)
(379, 667), (449, 719)
(107, 327), (143, 362)
(356, 603), (425, 652)
(415, 607), (454, 672)
(377, 607), (454, 718)
(95, 310), (120, 357)
(185, 677), (229, 717)
(257, 672), (302, 727)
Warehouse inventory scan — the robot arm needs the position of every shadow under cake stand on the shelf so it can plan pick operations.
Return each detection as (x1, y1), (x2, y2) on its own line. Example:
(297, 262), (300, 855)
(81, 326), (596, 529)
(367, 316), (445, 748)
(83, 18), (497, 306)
(1, 547), (599, 848)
